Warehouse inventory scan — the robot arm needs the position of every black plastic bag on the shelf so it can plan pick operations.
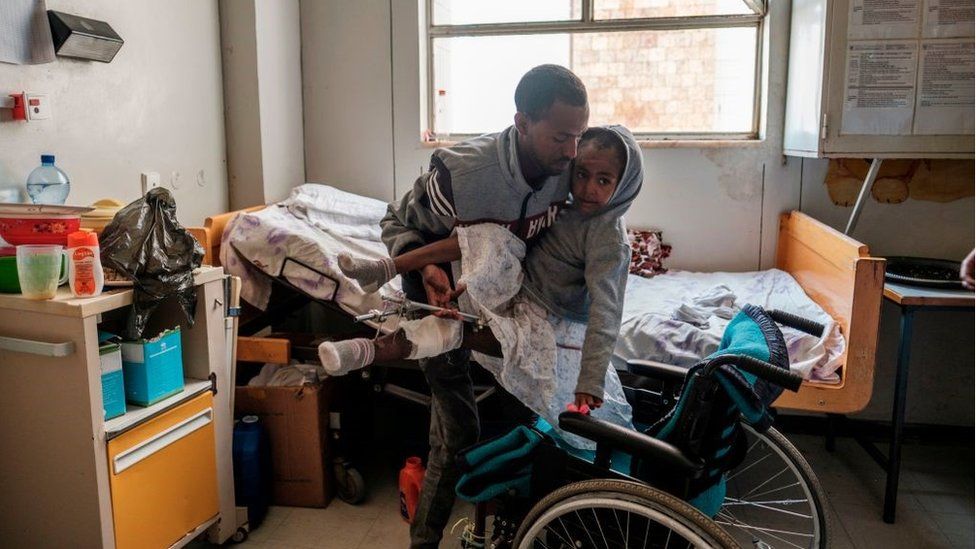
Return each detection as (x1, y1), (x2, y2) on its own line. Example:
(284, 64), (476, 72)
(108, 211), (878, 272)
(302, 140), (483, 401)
(100, 188), (204, 339)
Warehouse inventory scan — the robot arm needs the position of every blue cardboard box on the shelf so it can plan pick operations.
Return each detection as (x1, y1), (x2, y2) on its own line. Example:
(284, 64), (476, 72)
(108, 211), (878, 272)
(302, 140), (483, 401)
(121, 327), (185, 406)
(99, 338), (126, 420)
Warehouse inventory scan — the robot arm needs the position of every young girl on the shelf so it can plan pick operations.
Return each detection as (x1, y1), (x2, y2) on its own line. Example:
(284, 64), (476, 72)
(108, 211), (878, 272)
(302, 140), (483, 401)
(323, 126), (642, 449)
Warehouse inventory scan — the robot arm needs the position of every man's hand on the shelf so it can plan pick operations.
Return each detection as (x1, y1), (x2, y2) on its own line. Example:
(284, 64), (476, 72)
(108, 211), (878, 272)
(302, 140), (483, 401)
(961, 249), (975, 290)
(574, 393), (603, 410)
(421, 264), (454, 308)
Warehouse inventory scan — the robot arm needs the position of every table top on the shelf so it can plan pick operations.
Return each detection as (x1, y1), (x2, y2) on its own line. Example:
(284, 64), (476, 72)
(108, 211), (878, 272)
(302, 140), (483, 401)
(883, 281), (975, 307)
(0, 266), (224, 317)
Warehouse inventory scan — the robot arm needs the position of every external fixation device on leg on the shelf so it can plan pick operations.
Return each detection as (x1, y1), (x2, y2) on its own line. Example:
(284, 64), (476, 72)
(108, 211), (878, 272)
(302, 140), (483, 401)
(354, 294), (488, 331)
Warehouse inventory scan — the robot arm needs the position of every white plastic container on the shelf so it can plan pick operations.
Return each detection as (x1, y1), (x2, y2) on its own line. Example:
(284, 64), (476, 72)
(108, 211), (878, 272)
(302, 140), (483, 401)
(66, 231), (104, 297)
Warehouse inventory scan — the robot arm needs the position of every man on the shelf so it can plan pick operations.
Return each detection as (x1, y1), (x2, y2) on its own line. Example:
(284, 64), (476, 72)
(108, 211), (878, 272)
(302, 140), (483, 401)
(380, 64), (589, 548)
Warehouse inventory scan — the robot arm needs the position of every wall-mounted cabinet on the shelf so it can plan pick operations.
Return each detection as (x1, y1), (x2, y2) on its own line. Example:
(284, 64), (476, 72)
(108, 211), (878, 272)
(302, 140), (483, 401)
(784, 0), (974, 159)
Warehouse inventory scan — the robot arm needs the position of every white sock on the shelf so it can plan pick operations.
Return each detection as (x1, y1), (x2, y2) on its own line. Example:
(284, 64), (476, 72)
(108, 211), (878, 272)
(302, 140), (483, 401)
(318, 338), (375, 376)
(400, 315), (464, 359)
(338, 253), (395, 293)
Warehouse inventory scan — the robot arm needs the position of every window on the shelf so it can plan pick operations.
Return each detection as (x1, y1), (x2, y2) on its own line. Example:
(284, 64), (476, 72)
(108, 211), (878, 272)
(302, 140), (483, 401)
(425, 0), (766, 141)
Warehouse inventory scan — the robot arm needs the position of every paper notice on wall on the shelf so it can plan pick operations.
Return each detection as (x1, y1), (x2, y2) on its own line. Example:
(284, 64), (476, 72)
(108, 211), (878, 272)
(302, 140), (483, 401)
(849, 0), (921, 39)
(842, 41), (918, 135)
(913, 40), (975, 134)
(0, 0), (54, 65)
(922, 0), (975, 38)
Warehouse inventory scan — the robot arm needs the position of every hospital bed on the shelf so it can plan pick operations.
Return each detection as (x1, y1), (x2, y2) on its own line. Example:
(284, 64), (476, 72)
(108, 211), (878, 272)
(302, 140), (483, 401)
(188, 185), (883, 417)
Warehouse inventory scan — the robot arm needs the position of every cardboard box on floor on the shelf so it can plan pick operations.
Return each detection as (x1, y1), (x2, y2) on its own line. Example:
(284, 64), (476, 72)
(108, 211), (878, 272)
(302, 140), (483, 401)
(235, 381), (335, 508)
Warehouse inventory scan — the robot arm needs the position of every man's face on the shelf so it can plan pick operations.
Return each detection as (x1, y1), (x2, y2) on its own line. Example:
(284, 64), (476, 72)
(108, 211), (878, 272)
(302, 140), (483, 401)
(516, 100), (589, 176)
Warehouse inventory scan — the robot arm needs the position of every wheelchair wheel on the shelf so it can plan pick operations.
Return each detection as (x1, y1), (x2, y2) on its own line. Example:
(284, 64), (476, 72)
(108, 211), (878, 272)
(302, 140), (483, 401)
(513, 479), (738, 548)
(717, 425), (829, 549)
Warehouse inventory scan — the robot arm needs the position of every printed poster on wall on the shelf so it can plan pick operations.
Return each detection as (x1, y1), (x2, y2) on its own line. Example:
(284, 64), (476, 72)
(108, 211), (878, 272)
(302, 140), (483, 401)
(913, 40), (975, 134)
(849, 0), (921, 40)
(922, 0), (976, 38)
(842, 41), (918, 135)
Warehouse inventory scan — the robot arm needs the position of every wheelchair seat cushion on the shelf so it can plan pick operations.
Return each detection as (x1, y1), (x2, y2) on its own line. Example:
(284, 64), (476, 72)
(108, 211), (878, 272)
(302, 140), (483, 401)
(455, 426), (544, 503)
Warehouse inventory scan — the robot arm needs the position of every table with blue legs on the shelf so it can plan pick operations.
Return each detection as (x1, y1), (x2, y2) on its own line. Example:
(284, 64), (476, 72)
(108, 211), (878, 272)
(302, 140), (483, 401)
(859, 282), (974, 523)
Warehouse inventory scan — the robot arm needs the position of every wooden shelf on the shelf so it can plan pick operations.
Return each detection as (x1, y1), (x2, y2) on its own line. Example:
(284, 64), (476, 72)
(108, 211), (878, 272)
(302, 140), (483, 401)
(104, 378), (213, 438)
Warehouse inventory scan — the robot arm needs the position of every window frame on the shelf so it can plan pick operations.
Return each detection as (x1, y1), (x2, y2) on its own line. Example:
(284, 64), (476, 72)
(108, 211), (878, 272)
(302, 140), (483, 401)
(424, 0), (767, 142)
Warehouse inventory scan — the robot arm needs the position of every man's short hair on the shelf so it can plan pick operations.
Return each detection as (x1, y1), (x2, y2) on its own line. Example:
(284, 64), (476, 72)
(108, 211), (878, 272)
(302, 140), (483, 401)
(514, 64), (588, 120)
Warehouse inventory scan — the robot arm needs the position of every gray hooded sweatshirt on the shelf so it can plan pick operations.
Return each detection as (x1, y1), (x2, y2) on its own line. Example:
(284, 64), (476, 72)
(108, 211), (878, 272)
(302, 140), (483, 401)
(381, 126), (569, 258)
(521, 125), (643, 398)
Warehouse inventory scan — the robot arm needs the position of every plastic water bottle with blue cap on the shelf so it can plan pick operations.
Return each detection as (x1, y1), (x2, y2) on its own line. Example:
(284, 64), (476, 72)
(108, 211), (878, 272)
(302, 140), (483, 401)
(26, 154), (70, 205)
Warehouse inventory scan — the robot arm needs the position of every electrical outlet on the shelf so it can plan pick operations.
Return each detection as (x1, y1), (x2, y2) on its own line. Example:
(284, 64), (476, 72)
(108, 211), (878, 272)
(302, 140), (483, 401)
(141, 171), (160, 195)
(25, 94), (50, 120)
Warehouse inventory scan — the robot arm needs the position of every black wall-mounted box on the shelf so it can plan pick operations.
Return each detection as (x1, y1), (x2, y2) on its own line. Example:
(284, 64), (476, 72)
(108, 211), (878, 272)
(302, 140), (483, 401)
(48, 11), (123, 63)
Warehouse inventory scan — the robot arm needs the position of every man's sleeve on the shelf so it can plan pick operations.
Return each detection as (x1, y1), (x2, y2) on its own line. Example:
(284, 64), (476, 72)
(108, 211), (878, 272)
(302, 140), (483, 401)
(380, 155), (457, 257)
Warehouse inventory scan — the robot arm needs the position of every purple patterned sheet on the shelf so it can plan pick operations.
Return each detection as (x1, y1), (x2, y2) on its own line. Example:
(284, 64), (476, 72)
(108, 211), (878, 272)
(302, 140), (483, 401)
(613, 270), (846, 383)
(220, 184), (401, 332)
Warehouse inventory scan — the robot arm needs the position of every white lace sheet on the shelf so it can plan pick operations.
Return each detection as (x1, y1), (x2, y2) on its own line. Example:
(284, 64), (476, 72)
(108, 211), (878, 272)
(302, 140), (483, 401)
(614, 270), (847, 383)
(219, 184), (401, 332)
(456, 224), (635, 450)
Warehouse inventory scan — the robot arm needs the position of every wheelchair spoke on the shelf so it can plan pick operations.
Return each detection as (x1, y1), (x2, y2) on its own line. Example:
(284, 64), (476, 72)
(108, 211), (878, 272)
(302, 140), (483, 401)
(740, 465), (791, 499)
(723, 498), (812, 519)
(574, 510), (599, 548)
(729, 481), (802, 501)
(557, 516), (576, 548)
(592, 508), (609, 548)
(725, 451), (771, 482)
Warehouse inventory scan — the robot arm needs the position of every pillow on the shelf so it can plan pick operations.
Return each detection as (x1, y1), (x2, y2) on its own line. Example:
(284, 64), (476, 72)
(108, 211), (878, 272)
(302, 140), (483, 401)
(628, 229), (671, 278)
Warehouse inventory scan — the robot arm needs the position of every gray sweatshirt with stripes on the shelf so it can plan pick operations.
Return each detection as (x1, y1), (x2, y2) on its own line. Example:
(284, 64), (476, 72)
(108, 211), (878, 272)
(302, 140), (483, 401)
(380, 126), (569, 256)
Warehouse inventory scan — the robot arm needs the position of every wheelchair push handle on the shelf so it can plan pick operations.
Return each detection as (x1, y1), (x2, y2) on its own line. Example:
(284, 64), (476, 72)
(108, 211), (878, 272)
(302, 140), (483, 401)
(767, 309), (826, 338)
(702, 354), (803, 392)
(735, 355), (803, 392)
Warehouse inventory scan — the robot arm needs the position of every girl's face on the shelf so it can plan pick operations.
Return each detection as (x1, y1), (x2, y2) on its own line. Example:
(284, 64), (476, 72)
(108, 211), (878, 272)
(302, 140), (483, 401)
(571, 142), (622, 214)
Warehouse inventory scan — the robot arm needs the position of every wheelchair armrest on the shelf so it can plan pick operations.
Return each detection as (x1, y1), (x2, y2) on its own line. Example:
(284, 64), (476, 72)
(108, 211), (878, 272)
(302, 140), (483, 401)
(558, 412), (703, 477)
(626, 359), (688, 382)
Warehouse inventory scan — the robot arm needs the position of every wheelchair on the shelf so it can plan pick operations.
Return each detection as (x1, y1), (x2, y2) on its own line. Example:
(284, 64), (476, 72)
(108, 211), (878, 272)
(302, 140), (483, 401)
(453, 305), (830, 549)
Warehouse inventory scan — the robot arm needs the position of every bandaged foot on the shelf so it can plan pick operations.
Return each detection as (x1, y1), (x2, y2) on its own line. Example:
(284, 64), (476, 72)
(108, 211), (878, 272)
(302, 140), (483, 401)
(338, 253), (395, 293)
(318, 338), (375, 376)
(400, 315), (464, 359)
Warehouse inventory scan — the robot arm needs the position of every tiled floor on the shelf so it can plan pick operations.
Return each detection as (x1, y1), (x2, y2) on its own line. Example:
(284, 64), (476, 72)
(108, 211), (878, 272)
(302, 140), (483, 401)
(204, 434), (972, 548)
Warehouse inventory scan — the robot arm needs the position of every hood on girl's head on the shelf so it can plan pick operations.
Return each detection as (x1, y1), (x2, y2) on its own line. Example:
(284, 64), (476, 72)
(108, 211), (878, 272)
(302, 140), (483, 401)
(572, 124), (643, 220)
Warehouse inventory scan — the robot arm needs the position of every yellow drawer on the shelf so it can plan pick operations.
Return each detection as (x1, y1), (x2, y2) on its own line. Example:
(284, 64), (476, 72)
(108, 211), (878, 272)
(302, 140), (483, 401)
(107, 392), (218, 549)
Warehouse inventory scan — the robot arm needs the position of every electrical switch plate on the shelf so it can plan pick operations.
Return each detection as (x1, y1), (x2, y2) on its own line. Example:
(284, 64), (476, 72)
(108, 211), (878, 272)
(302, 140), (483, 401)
(141, 171), (160, 195)
(25, 94), (50, 120)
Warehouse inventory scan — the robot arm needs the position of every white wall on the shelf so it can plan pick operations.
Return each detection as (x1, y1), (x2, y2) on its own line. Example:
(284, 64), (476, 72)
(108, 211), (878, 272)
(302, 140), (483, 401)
(302, 0), (395, 201)
(0, 0), (228, 226)
(303, 1), (973, 423)
(220, 0), (305, 209)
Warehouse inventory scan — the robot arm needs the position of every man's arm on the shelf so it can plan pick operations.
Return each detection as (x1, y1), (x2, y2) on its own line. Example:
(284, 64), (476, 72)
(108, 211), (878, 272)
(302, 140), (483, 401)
(380, 158), (459, 306)
(380, 160), (456, 258)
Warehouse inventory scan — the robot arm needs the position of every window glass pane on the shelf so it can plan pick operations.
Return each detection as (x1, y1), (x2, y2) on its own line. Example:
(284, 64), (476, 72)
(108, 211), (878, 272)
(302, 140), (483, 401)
(432, 0), (579, 26)
(593, 0), (754, 19)
(431, 27), (757, 136)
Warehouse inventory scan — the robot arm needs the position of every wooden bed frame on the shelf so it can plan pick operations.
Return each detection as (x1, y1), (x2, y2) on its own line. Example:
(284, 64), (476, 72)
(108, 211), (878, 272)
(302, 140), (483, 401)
(189, 209), (884, 415)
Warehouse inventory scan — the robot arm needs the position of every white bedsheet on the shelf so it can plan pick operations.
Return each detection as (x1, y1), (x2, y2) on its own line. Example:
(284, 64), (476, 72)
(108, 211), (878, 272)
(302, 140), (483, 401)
(220, 184), (401, 330)
(613, 270), (846, 383)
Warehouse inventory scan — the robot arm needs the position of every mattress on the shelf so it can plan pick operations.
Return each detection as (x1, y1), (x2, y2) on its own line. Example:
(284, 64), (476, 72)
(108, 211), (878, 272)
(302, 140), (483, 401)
(220, 184), (401, 331)
(613, 270), (846, 383)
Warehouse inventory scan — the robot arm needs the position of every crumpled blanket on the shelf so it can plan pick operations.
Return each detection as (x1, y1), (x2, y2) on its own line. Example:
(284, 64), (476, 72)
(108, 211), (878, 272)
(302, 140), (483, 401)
(455, 224), (634, 450)
(248, 362), (322, 387)
(671, 285), (739, 328)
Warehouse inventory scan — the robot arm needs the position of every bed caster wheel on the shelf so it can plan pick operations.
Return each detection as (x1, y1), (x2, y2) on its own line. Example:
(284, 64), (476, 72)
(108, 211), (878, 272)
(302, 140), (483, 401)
(231, 527), (248, 543)
(335, 464), (366, 504)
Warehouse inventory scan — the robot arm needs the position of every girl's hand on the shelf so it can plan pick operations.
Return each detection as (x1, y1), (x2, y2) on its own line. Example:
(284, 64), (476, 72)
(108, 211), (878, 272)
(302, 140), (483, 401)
(574, 393), (603, 410)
